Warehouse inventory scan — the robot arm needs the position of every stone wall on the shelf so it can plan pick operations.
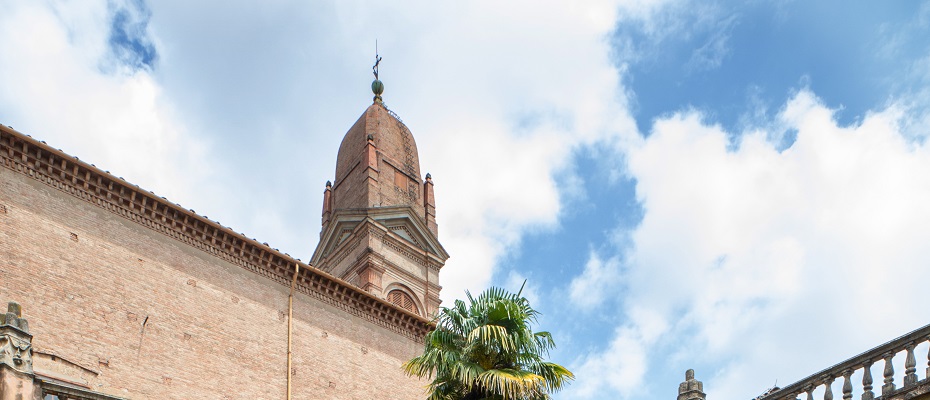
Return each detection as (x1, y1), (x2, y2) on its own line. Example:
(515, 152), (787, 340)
(0, 145), (429, 399)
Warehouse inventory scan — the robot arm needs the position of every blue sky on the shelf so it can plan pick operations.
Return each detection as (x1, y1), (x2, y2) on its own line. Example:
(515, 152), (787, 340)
(619, 1), (927, 133)
(2, 1), (930, 399)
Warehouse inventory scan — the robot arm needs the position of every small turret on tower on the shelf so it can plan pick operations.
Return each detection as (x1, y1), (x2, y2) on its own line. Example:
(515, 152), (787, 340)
(423, 173), (437, 235)
(321, 180), (333, 230)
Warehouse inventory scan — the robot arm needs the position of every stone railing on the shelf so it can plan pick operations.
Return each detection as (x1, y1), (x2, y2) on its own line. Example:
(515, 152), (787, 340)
(759, 324), (930, 400)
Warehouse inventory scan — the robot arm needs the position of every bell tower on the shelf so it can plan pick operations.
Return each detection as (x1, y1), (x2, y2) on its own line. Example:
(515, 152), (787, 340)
(310, 60), (448, 317)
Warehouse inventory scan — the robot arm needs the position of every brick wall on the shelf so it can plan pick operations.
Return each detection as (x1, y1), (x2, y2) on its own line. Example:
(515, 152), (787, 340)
(0, 166), (428, 399)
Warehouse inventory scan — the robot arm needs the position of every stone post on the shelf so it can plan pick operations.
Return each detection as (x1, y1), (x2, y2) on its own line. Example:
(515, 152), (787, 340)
(423, 173), (437, 236)
(679, 369), (707, 400)
(0, 301), (37, 400)
(322, 180), (333, 230)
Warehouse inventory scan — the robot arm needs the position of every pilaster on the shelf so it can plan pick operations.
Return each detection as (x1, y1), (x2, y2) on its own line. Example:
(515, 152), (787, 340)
(358, 259), (386, 296)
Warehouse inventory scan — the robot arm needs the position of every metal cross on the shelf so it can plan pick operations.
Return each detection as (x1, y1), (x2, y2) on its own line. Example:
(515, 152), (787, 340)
(373, 41), (382, 80)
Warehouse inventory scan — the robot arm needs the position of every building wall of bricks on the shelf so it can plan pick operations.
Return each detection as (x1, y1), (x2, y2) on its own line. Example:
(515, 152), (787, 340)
(0, 147), (428, 399)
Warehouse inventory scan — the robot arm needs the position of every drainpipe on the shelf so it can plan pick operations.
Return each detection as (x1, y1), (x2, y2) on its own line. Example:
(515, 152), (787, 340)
(287, 263), (300, 400)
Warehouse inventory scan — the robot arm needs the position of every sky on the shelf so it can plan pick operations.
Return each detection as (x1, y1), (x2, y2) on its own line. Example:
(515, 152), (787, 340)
(2, 1), (930, 399)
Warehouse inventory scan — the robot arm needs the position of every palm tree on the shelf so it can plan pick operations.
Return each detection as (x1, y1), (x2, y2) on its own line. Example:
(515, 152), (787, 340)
(403, 284), (574, 400)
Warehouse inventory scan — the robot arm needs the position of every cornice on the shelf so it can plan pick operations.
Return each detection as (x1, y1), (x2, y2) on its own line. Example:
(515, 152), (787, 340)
(38, 378), (128, 400)
(383, 235), (432, 270)
(316, 206), (449, 262)
(0, 126), (432, 342)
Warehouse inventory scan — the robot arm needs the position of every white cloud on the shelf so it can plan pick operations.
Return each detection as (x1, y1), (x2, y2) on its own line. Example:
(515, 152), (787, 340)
(0, 0), (212, 209)
(612, 0), (729, 65)
(570, 306), (669, 398)
(569, 249), (622, 310)
(569, 89), (930, 399)
(686, 14), (736, 72)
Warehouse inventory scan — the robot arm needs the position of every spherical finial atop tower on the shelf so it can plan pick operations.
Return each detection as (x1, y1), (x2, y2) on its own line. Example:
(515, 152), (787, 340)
(372, 79), (384, 99)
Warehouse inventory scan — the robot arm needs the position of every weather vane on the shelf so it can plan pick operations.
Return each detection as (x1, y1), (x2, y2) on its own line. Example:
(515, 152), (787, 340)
(372, 40), (382, 80)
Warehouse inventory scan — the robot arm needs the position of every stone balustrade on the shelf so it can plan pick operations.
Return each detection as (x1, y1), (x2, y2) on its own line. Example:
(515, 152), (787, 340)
(758, 324), (930, 400)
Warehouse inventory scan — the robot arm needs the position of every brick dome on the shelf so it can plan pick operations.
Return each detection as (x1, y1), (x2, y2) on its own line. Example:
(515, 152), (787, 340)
(331, 103), (423, 213)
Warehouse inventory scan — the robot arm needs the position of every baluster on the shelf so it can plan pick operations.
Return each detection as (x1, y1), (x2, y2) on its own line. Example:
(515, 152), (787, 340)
(904, 343), (917, 387)
(926, 336), (930, 381)
(882, 353), (895, 395)
(862, 361), (874, 400)
(824, 376), (835, 400)
(842, 370), (853, 400)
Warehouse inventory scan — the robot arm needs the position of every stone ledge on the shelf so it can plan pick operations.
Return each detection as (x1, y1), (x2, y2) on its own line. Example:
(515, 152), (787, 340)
(36, 377), (129, 400)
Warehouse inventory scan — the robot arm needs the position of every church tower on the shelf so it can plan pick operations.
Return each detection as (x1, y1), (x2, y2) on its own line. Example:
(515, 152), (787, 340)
(310, 62), (448, 317)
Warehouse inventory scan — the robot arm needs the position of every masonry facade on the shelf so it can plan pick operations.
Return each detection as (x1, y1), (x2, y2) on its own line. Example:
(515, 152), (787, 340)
(0, 90), (443, 399)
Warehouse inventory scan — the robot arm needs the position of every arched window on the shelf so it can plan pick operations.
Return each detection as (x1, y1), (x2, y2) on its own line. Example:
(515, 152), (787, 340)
(386, 290), (419, 314)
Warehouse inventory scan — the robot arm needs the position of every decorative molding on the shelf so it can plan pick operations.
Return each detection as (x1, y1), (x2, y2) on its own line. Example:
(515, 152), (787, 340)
(33, 349), (100, 378)
(388, 225), (419, 246)
(378, 257), (427, 293)
(0, 329), (33, 374)
(382, 158), (419, 185)
(367, 225), (386, 241)
(324, 228), (354, 258)
(325, 235), (362, 273)
(38, 378), (128, 400)
(393, 184), (420, 203)
(0, 126), (432, 342)
(383, 236), (428, 267)
(316, 206), (449, 262)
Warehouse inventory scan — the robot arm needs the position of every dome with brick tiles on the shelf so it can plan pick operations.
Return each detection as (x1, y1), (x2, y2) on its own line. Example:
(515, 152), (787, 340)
(331, 102), (424, 213)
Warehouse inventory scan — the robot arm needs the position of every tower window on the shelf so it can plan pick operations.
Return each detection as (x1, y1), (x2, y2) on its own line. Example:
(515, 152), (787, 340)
(386, 290), (418, 314)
